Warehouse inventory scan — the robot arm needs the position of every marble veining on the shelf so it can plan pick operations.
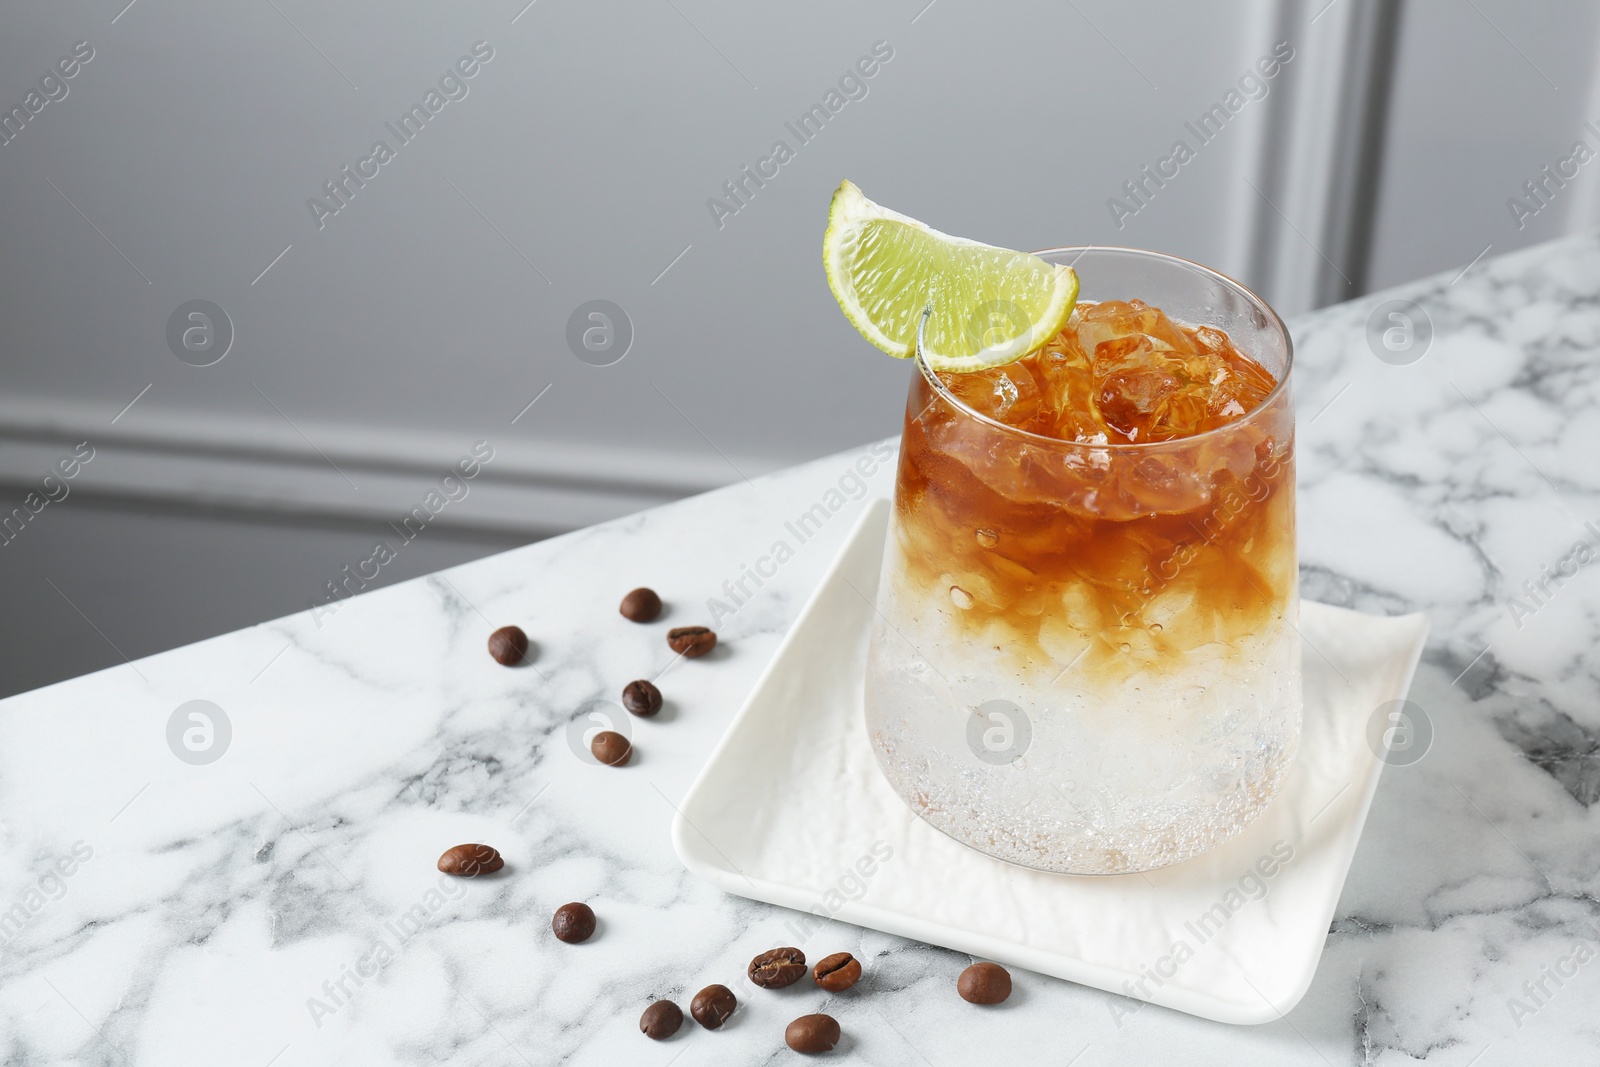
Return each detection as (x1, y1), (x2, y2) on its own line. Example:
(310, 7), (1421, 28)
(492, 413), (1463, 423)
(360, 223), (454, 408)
(4, 235), (1600, 1063)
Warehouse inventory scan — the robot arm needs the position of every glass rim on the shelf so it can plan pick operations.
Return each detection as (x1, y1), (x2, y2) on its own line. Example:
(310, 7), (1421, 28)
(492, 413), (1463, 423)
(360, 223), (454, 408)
(913, 244), (1294, 452)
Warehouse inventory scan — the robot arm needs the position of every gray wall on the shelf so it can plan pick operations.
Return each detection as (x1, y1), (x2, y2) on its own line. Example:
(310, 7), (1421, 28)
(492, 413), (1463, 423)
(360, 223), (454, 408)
(0, 0), (1300, 490)
(2, 0), (1598, 696)
(1366, 0), (1600, 290)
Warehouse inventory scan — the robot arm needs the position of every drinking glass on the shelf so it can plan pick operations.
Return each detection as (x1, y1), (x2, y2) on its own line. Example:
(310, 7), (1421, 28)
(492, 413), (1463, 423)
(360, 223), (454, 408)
(863, 247), (1299, 874)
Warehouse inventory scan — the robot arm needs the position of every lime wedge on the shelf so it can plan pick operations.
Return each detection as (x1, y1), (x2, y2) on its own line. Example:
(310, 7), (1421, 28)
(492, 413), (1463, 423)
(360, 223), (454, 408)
(822, 180), (1078, 372)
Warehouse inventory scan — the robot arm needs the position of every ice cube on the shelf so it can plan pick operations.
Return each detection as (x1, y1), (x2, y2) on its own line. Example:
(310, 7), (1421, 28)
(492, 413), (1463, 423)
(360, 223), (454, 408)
(938, 360), (1043, 430)
(934, 300), (1277, 446)
(1073, 299), (1277, 443)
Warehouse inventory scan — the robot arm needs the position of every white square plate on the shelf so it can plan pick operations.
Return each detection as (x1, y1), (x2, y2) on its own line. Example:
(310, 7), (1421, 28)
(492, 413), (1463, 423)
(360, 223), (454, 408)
(672, 500), (1430, 1024)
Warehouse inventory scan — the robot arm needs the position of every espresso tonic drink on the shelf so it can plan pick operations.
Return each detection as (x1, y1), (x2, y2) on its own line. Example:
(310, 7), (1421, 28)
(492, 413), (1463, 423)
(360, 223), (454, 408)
(863, 247), (1299, 874)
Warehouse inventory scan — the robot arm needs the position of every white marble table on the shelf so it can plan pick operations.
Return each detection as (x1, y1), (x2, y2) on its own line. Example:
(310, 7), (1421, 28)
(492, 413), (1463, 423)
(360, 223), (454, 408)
(4, 234), (1599, 1065)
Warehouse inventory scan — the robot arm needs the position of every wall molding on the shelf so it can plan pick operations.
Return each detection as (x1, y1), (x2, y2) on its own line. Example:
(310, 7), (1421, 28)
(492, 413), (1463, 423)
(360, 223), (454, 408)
(0, 395), (775, 537)
(1240, 0), (1402, 316)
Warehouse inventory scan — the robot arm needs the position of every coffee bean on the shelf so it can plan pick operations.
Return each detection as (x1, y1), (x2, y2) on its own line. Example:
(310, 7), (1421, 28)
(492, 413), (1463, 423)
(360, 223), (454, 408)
(690, 983), (737, 1030)
(812, 952), (862, 993)
(640, 1000), (682, 1040)
(620, 587), (662, 622)
(622, 679), (663, 717)
(748, 946), (807, 989)
(437, 843), (504, 876)
(957, 961), (1012, 1004)
(551, 901), (596, 943)
(667, 626), (717, 658)
(591, 730), (632, 767)
(487, 626), (529, 666)
(785, 1013), (840, 1054)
